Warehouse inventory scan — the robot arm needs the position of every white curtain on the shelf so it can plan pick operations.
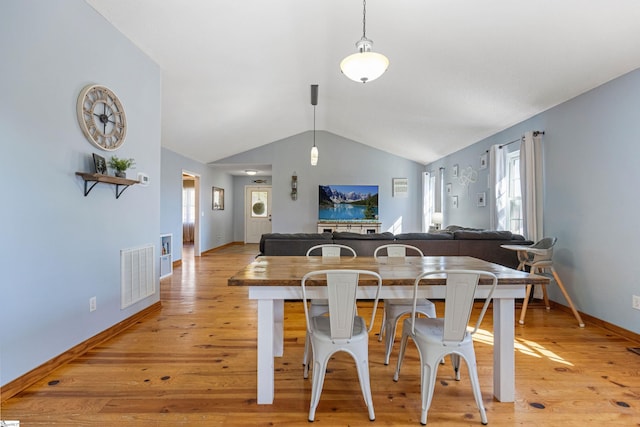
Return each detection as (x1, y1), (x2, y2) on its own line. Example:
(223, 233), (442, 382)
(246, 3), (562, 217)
(422, 172), (430, 232)
(520, 131), (544, 242)
(489, 144), (508, 230)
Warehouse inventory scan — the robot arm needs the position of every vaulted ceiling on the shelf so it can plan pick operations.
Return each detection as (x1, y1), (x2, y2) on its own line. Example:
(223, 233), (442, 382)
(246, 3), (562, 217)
(87, 0), (640, 167)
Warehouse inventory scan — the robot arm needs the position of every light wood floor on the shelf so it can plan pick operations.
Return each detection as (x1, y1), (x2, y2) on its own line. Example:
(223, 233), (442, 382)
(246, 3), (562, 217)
(2, 244), (639, 426)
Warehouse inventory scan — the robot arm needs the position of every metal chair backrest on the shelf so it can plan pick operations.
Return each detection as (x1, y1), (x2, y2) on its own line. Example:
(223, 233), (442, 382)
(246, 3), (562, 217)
(411, 270), (498, 346)
(301, 269), (382, 341)
(306, 244), (357, 258)
(374, 244), (424, 259)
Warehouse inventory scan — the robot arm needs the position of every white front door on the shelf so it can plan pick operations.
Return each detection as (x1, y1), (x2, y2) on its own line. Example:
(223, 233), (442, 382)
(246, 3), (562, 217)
(245, 185), (272, 244)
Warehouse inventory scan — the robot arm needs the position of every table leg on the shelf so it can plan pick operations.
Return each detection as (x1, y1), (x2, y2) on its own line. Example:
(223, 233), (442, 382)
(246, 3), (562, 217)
(257, 299), (274, 404)
(492, 297), (515, 402)
(274, 299), (284, 357)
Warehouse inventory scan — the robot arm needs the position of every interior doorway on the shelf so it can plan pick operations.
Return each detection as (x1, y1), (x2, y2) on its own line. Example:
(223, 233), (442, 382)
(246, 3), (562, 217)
(182, 172), (201, 257)
(244, 185), (272, 243)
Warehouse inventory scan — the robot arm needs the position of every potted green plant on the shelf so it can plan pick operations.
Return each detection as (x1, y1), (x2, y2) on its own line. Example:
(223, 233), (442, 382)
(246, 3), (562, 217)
(108, 156), (136, 178)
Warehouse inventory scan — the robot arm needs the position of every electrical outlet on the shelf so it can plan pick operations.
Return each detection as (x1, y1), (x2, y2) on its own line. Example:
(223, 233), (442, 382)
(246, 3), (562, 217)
(90, 296), (97, 312)
(633, 295), (640, 310)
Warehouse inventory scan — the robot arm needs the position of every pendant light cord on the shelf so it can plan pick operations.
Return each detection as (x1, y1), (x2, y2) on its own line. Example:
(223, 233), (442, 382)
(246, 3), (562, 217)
(313, 105), (316, 147)
(362, 0), (367, 38)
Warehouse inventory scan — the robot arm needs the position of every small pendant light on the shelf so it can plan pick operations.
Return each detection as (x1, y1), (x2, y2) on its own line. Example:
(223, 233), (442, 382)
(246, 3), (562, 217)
(310, 84), (319, 166)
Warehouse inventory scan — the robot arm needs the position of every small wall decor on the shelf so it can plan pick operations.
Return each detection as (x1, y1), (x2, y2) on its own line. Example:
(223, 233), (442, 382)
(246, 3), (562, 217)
(458, 166), (477, 187)
(291, 172), (298, 201)
(446, 183), (452, 195)
(480, 152), (488, 170)
(452, 195), (458, 208)
(452, 164), (459, 178)
(476, 192), (486, 207)
(92, 153), (107, 174)
(212, 187), (224, 210)
(393, 178), (408, 197)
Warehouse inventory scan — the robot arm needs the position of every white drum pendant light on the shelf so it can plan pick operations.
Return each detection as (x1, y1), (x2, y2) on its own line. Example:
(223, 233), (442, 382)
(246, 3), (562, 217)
(340, 0), (389, 83)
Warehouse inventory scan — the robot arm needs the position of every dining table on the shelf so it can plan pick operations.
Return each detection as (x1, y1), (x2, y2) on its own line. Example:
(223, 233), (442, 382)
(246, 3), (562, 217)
(227, 255), (549, 405)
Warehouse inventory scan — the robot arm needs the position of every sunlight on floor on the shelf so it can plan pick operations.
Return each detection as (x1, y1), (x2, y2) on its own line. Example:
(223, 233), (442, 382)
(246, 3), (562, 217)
(473, 328), (573, 366)
(515, 337), (573, 365)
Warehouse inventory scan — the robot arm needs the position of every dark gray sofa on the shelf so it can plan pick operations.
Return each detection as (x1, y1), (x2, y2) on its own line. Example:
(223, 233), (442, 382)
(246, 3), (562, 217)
(395, 229), (531, 268)
(332, 232), (395, 256)
(258, 227), (533, 268)
(259, 232), (333, 256)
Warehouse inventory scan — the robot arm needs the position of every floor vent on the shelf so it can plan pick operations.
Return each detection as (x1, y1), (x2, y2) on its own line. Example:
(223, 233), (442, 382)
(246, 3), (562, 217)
(121, 244), (155, 309)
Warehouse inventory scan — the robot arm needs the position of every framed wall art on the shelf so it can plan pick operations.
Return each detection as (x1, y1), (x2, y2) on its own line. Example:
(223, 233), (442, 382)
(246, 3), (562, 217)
(452, 164), (459, 178)
(92, 153), (107, 175)
(480, 152), (488, 170)
(452, 195), (458, 208)
(392, 178), (408, 197)
(212, 187), (224, 210)
(476, 192), (486, 207)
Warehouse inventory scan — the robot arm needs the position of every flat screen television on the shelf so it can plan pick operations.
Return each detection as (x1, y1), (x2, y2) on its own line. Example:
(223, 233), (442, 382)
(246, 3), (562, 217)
(318, 185), (379, 221)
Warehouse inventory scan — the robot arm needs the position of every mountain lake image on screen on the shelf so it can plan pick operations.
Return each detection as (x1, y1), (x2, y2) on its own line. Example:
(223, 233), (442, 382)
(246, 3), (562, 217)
(318, 185), (379, 221)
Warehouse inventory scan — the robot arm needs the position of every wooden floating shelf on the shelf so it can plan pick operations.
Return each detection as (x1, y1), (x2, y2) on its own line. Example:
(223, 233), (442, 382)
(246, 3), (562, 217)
(76, 172), (140, 199)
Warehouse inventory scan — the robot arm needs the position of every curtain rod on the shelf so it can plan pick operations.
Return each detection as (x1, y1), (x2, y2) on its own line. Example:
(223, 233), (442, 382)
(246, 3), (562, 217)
(499, 137), (521, 149)
(484, 131), (545, 152)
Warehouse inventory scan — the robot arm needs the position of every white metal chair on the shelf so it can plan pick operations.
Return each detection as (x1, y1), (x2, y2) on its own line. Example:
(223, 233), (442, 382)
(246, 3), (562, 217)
(306, 244), (357, 258)
(393, 270), (498, 426)
(516, 237), (585, 327)
(374, 244), (437, 365)
(301, 269), (382, 422)
(302, 244), (357, 378)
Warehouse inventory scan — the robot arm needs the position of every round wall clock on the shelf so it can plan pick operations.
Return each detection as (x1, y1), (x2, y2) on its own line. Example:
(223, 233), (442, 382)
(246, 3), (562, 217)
(77, 84), (127, 151)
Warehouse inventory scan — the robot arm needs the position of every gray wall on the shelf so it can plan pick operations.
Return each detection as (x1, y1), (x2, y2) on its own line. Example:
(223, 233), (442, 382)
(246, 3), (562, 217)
(219, 131), (426, 240)
(1, 0), (161, 385)
(161, 148), (234, 261)
(428, 68), (640, 334)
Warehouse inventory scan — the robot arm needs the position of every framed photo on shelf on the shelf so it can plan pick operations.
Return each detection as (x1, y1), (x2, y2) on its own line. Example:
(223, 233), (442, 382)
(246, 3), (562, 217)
(476, 192), (486, 207)
(480, 152), (488, 170)
(212, 187), (224, 210)
(92, 153), (107, 175)
(452, 195), (458, 208)
(452, 164), (459, 178)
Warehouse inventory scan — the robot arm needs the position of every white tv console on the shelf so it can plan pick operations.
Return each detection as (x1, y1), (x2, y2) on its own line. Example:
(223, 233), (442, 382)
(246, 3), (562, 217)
(317, 221), (381, 234)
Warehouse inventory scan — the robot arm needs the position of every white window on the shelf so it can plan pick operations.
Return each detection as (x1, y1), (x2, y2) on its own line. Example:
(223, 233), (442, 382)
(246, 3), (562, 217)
(182, 186), (195, 224)
(506, 151), (523, 235)
(251, 190), (268, 218)
(422, 172), (437, 231)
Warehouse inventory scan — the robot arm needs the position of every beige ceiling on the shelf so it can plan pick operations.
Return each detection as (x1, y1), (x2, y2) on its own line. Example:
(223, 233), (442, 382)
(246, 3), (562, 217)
(87, 0), (640, 166)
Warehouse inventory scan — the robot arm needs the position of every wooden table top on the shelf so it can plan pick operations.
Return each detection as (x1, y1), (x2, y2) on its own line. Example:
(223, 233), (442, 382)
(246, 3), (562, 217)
(228, 256), (549, 287)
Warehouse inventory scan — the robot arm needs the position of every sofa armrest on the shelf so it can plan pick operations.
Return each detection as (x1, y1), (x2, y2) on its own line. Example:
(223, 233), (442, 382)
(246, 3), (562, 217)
(260, 233), (332, 255)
